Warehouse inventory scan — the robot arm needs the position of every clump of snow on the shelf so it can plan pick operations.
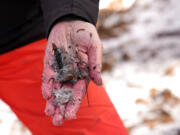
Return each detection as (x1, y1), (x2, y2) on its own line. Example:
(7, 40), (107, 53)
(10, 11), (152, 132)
(53, 88), (73, 106)
(0, 99), (31, 135)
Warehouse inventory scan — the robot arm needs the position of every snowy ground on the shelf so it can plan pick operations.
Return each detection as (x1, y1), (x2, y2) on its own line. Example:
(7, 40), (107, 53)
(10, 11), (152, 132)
(1, 0), (180, 134)
(0, 101), (31, 135)
(100, 0), (180, 134)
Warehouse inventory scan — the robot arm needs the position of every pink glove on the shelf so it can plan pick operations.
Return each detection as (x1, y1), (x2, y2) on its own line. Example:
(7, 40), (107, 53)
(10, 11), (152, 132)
(41, 20), (103, 126)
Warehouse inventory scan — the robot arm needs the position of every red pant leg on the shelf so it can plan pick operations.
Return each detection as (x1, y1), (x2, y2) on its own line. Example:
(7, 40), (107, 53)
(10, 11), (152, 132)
(0, 39), (128, 135)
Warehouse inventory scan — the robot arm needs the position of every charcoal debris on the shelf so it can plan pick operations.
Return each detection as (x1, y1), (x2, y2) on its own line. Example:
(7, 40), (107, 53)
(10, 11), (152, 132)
(50, 43), (89, 84)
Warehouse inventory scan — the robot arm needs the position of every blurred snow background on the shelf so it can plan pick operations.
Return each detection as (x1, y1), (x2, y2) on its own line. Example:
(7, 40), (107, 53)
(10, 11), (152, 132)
(1, 0), (180, 134)
(99, 0), (180, 134)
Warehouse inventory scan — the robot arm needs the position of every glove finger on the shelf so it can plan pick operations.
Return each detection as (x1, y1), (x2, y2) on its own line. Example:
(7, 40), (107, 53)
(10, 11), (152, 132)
(45, 96), (56, 116)
(64, 79), (87, 120)
(42, 67), (54, 99)
(52, 106), (64, 126)
(88, 33), (103, 86)
(78, 51), (88, 65)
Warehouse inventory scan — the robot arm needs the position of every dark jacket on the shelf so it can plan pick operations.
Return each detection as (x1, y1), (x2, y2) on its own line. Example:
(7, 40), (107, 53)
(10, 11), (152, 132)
(0, 0), (99, 54)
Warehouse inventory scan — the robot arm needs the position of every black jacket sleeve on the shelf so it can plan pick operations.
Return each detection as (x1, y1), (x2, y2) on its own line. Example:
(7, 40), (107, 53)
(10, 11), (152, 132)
(40, 0), (99, 37)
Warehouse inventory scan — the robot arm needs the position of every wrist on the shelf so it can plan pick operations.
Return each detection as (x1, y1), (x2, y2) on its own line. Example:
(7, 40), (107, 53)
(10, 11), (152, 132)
(48, 14), (88, 37)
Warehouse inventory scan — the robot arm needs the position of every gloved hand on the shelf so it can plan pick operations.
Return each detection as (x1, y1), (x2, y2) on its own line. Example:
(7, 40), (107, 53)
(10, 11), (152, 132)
(42, 20), (103, 126)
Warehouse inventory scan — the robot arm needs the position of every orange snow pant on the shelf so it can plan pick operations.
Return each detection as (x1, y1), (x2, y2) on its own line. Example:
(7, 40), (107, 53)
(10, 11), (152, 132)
(0, 39), (128, 135)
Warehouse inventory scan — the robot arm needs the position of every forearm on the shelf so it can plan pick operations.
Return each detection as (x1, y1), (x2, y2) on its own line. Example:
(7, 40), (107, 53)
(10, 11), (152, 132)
(40, 0), (100, 37)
